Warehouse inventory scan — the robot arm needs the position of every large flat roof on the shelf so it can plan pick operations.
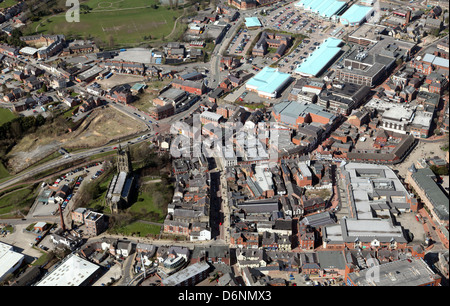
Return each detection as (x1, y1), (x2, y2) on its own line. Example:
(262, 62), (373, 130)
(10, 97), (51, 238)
(347, 257), (439, 286)
(297, 0), (347, 18)
(295, 37), (343, 77)
(340, 4), (373, 25)
(422, 53), (449, 68)
(35, 253), (100, 286)
(246, 66), (291, 96)
(273, 101), (336, 126)
(162, 261), (210, 286)
(0, 242), (24, 282)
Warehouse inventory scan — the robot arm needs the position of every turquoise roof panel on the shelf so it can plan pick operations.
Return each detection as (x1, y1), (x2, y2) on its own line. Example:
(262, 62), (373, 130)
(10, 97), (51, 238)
(245, 17), (262, 28)
(340, 4), (373, 25)
(295, 37), (343, 77)
(246, 66), (291, 96)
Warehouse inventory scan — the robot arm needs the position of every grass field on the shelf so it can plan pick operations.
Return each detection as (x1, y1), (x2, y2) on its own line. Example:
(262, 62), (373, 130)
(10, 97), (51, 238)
(129, 190), (166, 223)
(0, 0), (17, 9)
(0, 185), (37, 218)
(115, 221), (161, 237)
(0, 108), (17, 125)
(25, 0), (184, 46)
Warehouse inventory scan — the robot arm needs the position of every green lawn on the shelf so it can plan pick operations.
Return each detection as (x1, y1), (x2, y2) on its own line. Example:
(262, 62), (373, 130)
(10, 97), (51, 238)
(129, 191), (165, 222)
(115, 221), (161, 237)
(87, 170), (115, 211)
(25, 0), (184, 46)
(0, 185), (37, 217)
(0, 108), (17, 125)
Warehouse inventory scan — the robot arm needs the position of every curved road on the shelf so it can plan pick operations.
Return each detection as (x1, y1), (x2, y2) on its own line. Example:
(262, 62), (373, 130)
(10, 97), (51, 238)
(0, 116), (155, 191)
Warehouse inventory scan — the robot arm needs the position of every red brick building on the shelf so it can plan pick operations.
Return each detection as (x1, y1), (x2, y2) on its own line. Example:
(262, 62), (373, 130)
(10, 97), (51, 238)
(298, 224), (315, 250)
(230, 231), (259, 248)
(171, 79), (206, 95)
(151, 103), (175, 120)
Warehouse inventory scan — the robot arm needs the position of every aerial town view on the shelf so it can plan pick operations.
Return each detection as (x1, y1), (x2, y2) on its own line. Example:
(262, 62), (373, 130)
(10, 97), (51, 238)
(0, 0), (448, 293)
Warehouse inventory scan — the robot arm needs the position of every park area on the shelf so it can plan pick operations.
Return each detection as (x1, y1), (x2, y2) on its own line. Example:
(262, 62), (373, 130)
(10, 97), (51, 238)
(25, 0), (185, 47)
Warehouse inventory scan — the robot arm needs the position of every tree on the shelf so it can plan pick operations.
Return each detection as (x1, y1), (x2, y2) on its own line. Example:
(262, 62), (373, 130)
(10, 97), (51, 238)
(40, 84), (48, 93)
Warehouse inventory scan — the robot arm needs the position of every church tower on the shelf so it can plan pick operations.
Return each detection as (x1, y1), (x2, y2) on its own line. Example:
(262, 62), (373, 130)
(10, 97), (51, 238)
(117, 145), (132, 174)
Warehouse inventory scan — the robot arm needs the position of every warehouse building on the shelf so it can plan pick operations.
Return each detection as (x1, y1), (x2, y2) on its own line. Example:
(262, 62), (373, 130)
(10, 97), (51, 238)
(0, 242), (24, 283)
(35, 253), (100, 286)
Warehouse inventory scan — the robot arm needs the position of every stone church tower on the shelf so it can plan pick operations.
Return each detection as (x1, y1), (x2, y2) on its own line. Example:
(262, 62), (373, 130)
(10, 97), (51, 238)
(105, 145), (134, 214)
(116, 145), (132, 173)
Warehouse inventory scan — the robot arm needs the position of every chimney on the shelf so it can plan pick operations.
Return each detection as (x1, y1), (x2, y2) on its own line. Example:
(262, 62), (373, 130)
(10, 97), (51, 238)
(59, 203), (66, 231)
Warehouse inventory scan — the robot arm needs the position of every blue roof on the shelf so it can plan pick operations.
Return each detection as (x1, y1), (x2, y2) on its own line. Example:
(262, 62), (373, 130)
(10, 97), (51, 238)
(246, 66), (291, 96)
(295, 37), (343, 77)
(297, 0), (347, 18)
(340, 4), (373, 25)
(245, 17), (262, 28)
(295, 37), (342, 76)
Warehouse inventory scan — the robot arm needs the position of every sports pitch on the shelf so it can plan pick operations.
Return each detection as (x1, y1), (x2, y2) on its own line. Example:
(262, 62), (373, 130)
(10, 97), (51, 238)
(26, 0), (184, 46)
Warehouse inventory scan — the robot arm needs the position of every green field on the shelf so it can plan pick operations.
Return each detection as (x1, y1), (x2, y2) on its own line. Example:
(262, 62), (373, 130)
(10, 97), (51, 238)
(25, 0), (184, 46)
(115, 221), (161, 237)
(0, 108), (17, 125)
(0, 185), (37, 218)
(0, 0), (18, 9)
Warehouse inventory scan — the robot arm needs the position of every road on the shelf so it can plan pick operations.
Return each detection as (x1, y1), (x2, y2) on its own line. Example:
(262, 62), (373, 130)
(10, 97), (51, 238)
(209, 15), (244, 89)
(0, 127), (153, 190)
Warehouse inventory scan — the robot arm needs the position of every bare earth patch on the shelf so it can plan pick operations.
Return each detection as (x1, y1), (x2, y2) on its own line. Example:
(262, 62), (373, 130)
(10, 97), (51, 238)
(7, 107), (147, 173)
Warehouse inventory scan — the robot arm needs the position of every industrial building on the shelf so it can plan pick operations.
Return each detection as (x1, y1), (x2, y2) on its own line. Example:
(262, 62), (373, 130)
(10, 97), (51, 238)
(0, 242), (25, 283)
(35, 253), (100, 286)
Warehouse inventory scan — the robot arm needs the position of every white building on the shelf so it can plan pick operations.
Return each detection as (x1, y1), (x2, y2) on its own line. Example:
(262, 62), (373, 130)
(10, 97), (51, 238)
(35, 253), (100, 286)
(0, 242), (24, 282)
